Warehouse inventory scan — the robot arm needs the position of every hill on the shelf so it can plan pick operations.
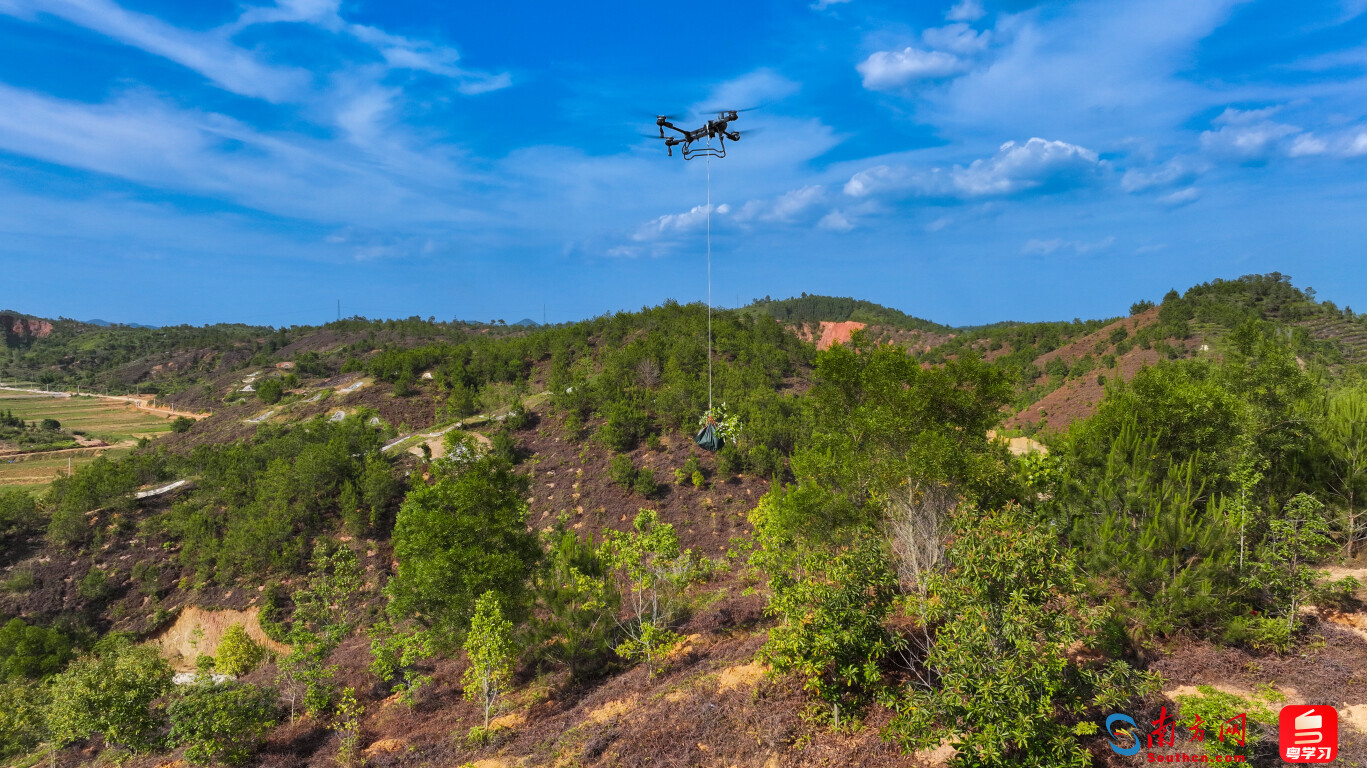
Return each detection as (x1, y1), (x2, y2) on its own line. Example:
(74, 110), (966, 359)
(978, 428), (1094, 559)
(2, 274), (1367, 767)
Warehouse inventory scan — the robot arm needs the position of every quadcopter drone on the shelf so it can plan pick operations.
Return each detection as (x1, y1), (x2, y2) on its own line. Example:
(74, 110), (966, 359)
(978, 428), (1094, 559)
(651, 110), (749, 159)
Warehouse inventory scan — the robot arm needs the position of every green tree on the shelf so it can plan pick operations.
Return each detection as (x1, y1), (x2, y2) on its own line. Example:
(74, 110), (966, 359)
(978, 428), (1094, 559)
(215, 624), (265, 677)
(532, 529), (619, 681)
(368, 621), (435, 706)
(277, 544), (364, 719)
(167, 681), (278, 765)
(600, 509), (694, 672)
(1318, 385), (1367, 557)
(256, 378), (284, 405)
(387, 452), (538, 642)
(0, 618), (74, 681)
(1248, 493), (1336, 635)
(46, 635), (174, 753)
(0, 680), (49, 760)
(761, 536), (897, 729)
(0, 488), (40, 542)
(886, 505), (1156, 767)
(463, 591), (516, 729)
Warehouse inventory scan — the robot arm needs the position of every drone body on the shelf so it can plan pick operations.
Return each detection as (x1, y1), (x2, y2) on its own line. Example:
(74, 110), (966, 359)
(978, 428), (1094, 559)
(654, 110), (742, 159)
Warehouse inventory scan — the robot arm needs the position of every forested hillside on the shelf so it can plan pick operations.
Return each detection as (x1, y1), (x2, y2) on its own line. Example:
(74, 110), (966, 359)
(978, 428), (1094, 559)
(2, 274), (1367, 767)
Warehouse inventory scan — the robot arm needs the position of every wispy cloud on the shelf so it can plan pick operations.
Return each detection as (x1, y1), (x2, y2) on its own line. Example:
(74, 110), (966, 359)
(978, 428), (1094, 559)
(1021, 235), (1115, 255)
(845, 138), (1107, 199)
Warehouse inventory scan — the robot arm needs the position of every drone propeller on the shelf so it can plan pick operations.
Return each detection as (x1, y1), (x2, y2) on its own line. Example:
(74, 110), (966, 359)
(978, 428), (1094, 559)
(732, 127), (764, 137)
(699, 105), (762, 115)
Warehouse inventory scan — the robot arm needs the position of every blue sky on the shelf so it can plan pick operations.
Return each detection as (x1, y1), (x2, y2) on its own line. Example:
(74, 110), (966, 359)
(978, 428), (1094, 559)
(1, 0), (1365, 327)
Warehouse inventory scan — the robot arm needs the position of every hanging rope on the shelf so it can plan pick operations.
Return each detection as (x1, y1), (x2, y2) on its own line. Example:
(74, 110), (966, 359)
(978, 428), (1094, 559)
(706, 142), (713, 414)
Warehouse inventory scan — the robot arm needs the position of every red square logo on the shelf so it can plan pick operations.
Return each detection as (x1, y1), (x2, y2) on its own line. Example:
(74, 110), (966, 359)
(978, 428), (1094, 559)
(1280, 705), (1338, 763)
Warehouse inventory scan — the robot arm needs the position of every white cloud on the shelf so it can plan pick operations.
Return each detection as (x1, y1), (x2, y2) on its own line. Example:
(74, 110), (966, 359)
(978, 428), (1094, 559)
(946, 0), (986, 22)
(1121, 156), (1203, 192)
(1, 0), (512, 104)
(1200, 119), (1299, 161)
(857, 48), (966, 90)
(926, 216), (953, 232)
(633, 204), (730, 241)
(845, 138), (1106, 200)
(1287, 133), (1329, 157)
(1021, 235), (1115, 255)
(923, 23), (991, 55)
(811, 0), (852, 8)
(954, 138), (1103, 195)
(1157, 187), (1200, 206)
(737, 185), (827, 223)
(0, 82), (474, 227)
(818, 210), (855, 231)
(1347, 132), (1367, 156)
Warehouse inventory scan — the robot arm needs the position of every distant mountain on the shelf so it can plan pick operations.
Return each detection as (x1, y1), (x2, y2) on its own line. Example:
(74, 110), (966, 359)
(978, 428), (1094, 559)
(511, 318), (539, 327)
(86, 319), (159, 329)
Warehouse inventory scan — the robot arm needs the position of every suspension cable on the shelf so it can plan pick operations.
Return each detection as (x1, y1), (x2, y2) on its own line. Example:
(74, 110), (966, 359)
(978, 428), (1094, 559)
(706, 141), (713, 413)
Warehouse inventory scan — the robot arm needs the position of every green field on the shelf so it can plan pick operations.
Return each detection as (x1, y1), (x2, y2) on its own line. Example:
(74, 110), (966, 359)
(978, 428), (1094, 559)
(0, 395), (174, 491)
(0, 394), (175, 444)
(0, 448), (135, 493)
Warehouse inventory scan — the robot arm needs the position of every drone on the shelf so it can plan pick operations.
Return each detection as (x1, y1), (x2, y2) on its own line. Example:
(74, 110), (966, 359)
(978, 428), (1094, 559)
(651, 110), (751, 159)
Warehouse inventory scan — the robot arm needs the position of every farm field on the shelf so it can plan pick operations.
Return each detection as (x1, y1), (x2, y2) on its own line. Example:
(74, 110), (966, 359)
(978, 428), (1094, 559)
(0, 394), (176, 444)
(0, 446), (134, 492)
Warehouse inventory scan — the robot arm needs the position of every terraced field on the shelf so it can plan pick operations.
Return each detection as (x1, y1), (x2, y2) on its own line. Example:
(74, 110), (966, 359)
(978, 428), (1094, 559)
(0, 394), (175, 490)
(0, 394), (176, 444)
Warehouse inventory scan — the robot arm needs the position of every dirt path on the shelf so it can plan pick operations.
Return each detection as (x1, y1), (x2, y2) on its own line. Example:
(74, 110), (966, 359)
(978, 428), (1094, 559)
(0, 386), (211, 420)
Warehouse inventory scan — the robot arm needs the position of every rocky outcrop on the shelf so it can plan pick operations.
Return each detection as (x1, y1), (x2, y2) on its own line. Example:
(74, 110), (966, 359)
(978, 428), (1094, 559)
(1, 314), (54, 348)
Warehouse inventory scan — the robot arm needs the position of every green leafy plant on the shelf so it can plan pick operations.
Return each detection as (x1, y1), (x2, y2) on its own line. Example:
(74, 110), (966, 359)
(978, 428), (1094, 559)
(215, 623), (266, 677)
(608, 454), (636, 489)
(368, 621), (435, 706)
(600, 509), (694, 672)
(463, 591), (516, 730)
(168, 681), (278, 765)
(886, 505), (1157, 766)
(46, 635), (174, 753)
(761, 536), (897, 729)
(1248, 493), (1336, 635)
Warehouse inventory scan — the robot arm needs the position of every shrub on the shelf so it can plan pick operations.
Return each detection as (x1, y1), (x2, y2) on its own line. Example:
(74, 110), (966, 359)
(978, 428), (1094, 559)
(1, 570), (36, 593)
(1220, 614), (1292, 653)
(645, 433), (663, 452)
(171, 416), (195, 433)
(1130, 299), (1155, 315)
(0, 617), (74, 681)
(608, 454), (636, 489)
(256, 378), (284, 405)
(886, 505), (1157, 765)
(691, 470), (705, 489)
(0, 680), (48, 760)
(216, 624), (266, 677)
(761, 537), (897, 729)
(77, 566), (111, 601)
(682, 455), (702, 480)
(40, 418), (61, 431)
(0, 488), (40, 542)
(632, 468), (659, 498)
(47, 635), (174, 752)
(168, 681), (278, 765)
